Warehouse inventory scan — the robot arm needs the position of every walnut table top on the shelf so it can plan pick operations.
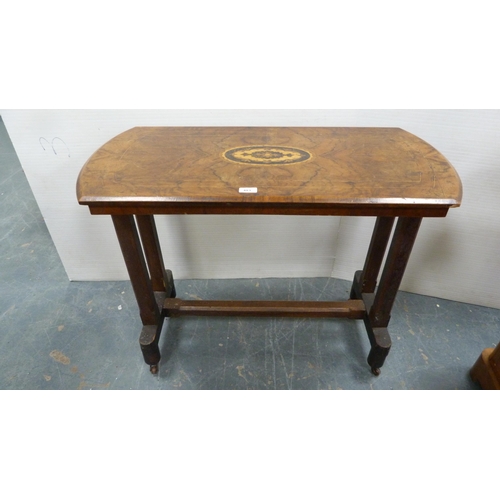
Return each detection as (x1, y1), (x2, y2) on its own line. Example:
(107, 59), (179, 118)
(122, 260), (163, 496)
(77, 127), (462, 217)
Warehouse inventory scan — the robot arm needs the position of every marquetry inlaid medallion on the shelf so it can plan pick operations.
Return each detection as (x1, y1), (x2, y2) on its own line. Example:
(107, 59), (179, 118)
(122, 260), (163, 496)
(223, 145), (311, 165)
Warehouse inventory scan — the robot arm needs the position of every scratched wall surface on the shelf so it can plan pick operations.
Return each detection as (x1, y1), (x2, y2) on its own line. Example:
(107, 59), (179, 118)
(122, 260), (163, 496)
(1, 109), (500, 309)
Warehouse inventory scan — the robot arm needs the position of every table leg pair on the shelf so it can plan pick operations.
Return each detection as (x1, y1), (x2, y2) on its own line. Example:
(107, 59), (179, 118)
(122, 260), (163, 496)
(111, 214), (421, 375)
(350, 216), (422, 374)
(111, 215), (175, 374)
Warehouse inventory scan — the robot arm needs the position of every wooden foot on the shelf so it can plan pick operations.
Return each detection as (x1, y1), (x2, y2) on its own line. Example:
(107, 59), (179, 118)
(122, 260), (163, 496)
(139, 324), (162, 368)
(351, 270), (391, 374)
(367, 337), (391, 375)
(142, 270), (176, 374)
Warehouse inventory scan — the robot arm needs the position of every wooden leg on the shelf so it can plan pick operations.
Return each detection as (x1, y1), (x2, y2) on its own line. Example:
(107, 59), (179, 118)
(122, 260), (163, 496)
(112, 215), (162, 373)
(361, 217), (395, 293)
(136, 215), (176, 298)
(369, 217), (422, 328)
(350, 217), (394, 374)
(352, 217), (422, 375)
(366, 217), (422, 373)
(350, 217), (395, 299)
(139, 324), (162, 374)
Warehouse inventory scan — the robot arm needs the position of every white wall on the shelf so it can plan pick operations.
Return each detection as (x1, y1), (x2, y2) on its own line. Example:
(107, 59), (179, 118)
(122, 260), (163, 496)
(2, 110), (499, 309)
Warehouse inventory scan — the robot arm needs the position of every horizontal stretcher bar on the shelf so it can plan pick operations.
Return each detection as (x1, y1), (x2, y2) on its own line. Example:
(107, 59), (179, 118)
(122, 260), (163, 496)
(163, 298), (366, 319)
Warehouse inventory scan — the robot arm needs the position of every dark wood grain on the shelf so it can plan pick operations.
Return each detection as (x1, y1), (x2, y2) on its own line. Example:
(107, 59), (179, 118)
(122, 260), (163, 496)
(111, 215), (159, 325)
(164, 298), (366, 318)
(136, 215), (169, 292)
(369, 217), (423, 328)
(359, 216), (395, 294)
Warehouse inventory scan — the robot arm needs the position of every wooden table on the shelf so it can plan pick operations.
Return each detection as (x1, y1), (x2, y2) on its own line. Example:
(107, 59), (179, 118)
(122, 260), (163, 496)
(77, 127), (462, 375)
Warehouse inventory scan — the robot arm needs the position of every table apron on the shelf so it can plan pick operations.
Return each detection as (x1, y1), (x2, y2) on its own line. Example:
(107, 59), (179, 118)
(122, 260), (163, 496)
(87, 204), (451, 218)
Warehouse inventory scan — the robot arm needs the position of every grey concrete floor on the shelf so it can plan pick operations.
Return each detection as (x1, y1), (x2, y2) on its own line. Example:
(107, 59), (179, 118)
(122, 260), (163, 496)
(1, 116), (498, 390)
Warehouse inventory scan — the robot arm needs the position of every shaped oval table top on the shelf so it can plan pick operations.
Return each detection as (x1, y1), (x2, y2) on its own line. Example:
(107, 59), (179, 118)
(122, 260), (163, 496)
(77, 127), (462, 216)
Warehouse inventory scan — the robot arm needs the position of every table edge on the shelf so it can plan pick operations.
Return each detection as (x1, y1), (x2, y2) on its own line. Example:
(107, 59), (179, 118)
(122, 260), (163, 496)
(78, 196), (457, 217)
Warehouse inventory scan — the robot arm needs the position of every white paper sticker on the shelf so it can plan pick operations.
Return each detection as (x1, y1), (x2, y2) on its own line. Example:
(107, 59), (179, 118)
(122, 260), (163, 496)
(239, 187), (258, 193)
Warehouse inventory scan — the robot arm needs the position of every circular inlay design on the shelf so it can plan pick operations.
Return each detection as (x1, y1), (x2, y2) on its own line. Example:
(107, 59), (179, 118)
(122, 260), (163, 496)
(223, 145), (311, 165)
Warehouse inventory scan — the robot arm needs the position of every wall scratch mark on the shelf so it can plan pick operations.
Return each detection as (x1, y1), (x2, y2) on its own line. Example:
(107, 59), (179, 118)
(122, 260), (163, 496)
(39, 137), (71, 157)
